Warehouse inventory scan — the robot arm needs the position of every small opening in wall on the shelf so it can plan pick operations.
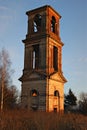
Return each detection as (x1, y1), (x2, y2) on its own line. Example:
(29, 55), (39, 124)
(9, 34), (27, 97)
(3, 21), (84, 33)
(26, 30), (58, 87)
(54, 108), (57, 112)
(54, 90), (60, 97)
(31, 89), (39, 97)
(51, 16), (56, 33)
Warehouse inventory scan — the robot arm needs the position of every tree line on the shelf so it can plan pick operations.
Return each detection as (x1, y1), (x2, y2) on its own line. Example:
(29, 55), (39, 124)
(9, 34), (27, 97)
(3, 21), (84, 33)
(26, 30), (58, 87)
(0, 48), (87, 115)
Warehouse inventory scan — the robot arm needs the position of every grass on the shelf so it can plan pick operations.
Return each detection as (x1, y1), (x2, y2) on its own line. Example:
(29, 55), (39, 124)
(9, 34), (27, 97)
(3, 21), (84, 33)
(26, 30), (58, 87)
(0, 110), (87, 130)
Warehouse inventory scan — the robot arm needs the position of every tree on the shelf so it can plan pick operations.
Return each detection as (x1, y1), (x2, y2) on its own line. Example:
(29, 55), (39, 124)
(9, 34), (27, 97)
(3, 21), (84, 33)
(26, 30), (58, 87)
(64, 89), (77, 111)
(78, 92), (87, 115)
(0, 48), (11, 111)
(4, 85), (18, 109)
(0, 48), (18, 110)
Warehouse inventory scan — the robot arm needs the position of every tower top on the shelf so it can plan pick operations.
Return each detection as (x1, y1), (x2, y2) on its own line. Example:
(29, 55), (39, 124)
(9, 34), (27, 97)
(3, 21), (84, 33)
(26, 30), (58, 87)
(23, 5), (63, 45)
(26, 5), (61, 18)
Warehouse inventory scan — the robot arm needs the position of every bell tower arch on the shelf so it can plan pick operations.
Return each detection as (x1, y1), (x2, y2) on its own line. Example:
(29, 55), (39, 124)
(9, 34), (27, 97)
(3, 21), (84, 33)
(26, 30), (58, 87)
(19, 5), (67, 112)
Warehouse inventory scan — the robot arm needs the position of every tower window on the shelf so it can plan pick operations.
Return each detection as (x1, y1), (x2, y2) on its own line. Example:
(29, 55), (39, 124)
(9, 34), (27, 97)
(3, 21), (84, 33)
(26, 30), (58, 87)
(31, 89), (39, 111)
(32, 44), (39, 69)
(33, 14), (42, 32)
(54, 90), (60, 97)
(33, 51), (35, 69)
(51, 16), (56, 33)
(31, 89), (39, 97)
(33, 22), (38, 32)
(53, 46), (58, 71)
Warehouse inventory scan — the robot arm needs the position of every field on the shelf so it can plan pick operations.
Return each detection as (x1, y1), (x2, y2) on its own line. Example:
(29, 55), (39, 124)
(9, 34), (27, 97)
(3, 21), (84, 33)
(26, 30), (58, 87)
(0, 110), (87, 130)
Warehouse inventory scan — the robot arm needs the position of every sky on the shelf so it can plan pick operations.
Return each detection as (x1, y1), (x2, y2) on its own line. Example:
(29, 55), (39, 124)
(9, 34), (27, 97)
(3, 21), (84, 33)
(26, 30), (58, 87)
(0, 0), (87, 99)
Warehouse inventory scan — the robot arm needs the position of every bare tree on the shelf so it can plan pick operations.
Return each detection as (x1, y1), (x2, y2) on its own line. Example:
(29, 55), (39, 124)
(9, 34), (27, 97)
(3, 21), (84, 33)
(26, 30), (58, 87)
(79, 92), (87, 115)
(0, 48), (17, 111)
(0, 48), (10, 111)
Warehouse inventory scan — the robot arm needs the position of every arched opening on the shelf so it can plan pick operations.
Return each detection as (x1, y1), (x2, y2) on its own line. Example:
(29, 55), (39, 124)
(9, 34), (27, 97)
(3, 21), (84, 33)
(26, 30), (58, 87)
(54, 90), (60, 112)
(51, 16), (56, 33)
(31, 89), (39, 97)
(54, 90), (60, 97)
(31, 89), (39, 111)
(33, 14), (42, 32)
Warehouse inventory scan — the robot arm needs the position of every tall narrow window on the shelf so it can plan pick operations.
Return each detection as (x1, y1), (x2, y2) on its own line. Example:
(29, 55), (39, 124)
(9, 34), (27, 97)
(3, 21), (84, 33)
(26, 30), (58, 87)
(53, 46), (58, 71)
(33, 51), (35, 69)
(33, 14), (42, 32)
(32, 44), (39, 69)
(33, 22), (38, 32)
(51, 16), (56, 33)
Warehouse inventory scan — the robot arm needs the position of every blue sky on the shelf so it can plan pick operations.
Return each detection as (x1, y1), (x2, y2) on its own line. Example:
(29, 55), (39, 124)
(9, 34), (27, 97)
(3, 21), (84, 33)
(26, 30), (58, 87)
(0, 0), (87, 98)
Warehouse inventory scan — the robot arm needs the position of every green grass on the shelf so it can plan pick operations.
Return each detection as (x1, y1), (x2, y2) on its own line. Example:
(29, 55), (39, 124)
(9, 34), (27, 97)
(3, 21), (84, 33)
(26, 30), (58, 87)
(0, 110), (87, 130)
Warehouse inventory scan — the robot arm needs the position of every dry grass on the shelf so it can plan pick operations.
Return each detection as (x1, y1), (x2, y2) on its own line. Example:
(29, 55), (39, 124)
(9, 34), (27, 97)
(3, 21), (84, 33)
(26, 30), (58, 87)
(0, 110), (87, 130)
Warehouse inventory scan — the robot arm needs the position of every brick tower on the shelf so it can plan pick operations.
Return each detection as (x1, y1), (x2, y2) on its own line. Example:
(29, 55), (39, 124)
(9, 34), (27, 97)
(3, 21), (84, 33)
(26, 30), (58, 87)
(19, 5), (67, 112)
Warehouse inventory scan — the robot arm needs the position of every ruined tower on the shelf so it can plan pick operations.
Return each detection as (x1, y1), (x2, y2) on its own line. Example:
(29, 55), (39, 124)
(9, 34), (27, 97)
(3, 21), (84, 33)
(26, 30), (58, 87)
(19, 5), (67, 112)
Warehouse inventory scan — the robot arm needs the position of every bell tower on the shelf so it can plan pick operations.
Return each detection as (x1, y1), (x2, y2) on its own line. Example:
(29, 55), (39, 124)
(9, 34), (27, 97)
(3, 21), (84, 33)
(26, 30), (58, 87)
(19, 5), (67, 112)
